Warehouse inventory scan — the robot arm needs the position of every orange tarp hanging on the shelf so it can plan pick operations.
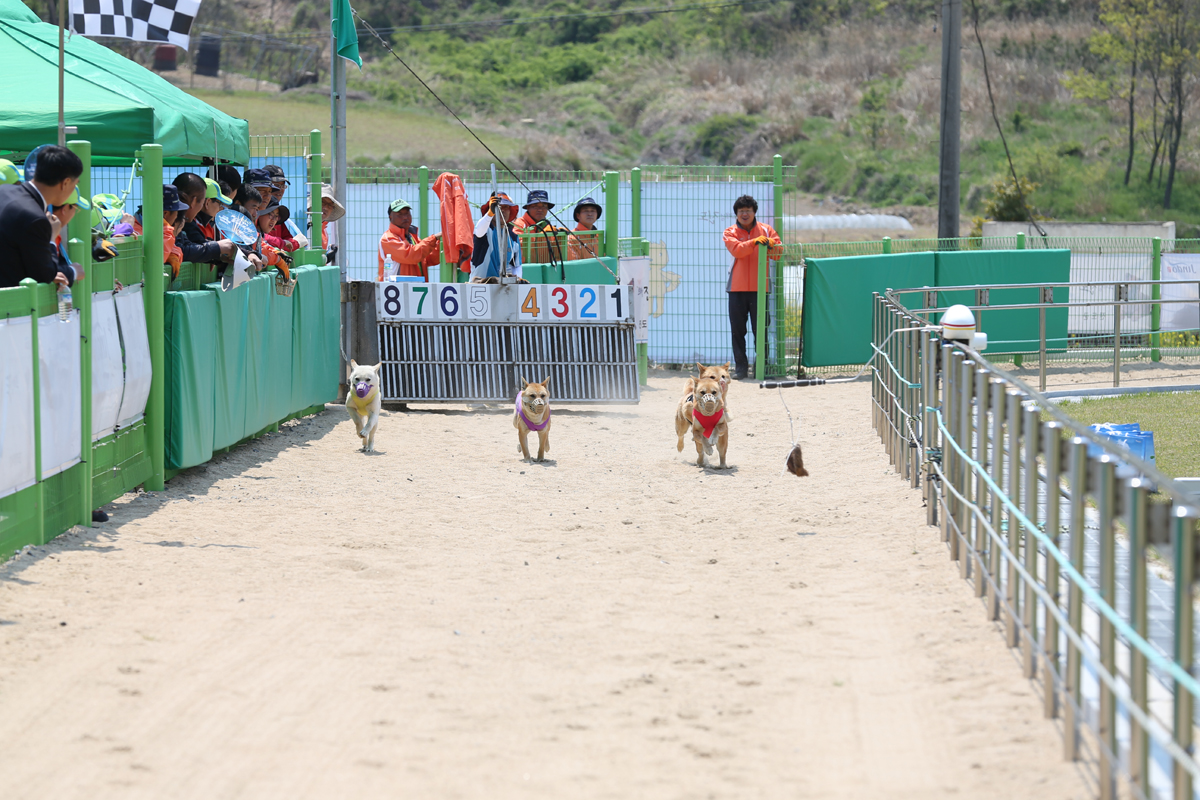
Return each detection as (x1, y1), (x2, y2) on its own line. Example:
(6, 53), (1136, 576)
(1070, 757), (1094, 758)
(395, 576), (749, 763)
(433, 172), (474, 273)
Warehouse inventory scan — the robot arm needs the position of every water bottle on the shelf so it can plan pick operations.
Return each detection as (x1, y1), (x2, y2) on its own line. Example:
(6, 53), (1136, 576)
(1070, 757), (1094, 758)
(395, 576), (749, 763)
(57, 284), (72, 321)
(384, 254), (397, 279)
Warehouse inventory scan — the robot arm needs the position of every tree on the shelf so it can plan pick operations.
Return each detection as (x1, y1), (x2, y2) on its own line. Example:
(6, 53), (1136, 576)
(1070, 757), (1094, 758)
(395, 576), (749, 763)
(1093, 0), (1154, 186)
(1154, 0), (1200, 209)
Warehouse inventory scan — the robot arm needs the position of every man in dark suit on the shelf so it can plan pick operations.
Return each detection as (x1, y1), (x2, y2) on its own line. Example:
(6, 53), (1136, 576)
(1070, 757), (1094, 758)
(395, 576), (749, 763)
(0, 145), (84, 289)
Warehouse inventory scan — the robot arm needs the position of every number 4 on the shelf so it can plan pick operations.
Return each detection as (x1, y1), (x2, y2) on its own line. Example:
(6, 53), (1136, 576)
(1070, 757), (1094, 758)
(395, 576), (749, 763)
(521, 286), (541, 319)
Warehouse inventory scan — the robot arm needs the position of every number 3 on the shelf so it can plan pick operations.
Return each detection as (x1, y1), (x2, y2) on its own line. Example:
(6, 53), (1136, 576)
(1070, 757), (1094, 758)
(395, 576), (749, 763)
(551, 286), (570, 319)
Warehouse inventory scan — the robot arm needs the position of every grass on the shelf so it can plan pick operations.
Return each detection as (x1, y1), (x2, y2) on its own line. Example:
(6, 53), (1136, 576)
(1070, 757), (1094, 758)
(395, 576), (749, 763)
(1056, 392), (1200, 478)
(184, 89), (523, 167)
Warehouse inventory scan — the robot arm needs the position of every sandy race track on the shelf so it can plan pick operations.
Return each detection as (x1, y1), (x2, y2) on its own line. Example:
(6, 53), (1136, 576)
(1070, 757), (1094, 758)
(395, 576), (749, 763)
(0, 371), (1092, 799)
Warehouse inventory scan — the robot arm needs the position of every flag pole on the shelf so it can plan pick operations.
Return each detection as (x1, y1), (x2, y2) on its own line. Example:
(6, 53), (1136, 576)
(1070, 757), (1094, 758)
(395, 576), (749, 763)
(58, 0), (66, 146)
(331, 0), (349, 394)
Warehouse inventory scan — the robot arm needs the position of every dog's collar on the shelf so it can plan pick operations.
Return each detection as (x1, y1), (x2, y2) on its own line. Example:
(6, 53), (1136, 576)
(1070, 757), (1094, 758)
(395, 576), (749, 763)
(517, 397), (550, 431)
(693, 406), (724, 438)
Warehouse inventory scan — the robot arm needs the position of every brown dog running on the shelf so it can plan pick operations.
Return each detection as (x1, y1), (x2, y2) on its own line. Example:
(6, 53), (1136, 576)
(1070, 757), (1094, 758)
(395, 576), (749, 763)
(514, 376), (552, 462)
(696, 361), (731, 401)
(689, 375), (728, 468)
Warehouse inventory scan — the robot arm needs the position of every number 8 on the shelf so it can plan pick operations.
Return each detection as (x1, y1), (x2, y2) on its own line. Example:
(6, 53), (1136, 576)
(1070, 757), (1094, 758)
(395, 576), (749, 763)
(383, 284), (401, 317)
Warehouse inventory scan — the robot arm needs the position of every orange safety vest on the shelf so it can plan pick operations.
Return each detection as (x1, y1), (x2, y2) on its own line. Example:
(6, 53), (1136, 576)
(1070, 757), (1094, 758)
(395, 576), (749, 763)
(377, 223), (439, 281)
(722, 220), (781, 293)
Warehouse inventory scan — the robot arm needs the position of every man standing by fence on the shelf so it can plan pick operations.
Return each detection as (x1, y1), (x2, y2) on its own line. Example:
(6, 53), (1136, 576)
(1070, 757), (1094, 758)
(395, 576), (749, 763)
(723, 194), (781, 379)
(0, 144), (83, 289)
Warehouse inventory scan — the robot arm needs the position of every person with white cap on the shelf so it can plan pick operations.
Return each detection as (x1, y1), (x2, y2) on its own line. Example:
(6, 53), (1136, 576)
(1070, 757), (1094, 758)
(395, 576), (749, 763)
(0, 144), (84, 289)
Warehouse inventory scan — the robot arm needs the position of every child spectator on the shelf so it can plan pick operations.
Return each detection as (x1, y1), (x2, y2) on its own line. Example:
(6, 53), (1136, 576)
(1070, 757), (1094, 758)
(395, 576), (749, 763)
(130, 185), (188, 278)
(263, 165), (300, 251)
(253, 199), (291, 279)
(173, 172), (236, 264)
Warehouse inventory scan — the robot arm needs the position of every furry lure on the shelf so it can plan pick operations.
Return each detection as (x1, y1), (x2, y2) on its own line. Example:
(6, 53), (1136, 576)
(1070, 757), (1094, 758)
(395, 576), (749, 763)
(516, 398), (550, 431)
(693, 407), (724, 439)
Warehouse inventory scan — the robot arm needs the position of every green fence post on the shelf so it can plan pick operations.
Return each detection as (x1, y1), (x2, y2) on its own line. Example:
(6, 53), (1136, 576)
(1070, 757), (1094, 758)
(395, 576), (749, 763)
(21, 279), (45, 544)
(631, 167), (641, 239)
(756, 244), (767, 381)
(882, 236), (892, 255)
(1017, 231), (1026, 250)
(140, 144), (166, 492)
(68, 139), (93, 527)
(772, 154), (783, 234)
(1151, 236), (1161, 362)
(771, 156), (785, 377)
(604, 171), (619, 259)
(309, 129), (323, 263)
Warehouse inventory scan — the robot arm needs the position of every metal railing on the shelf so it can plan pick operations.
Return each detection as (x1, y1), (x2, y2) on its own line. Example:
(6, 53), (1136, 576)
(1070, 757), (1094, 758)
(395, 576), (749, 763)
(871, 289), (1200, 800)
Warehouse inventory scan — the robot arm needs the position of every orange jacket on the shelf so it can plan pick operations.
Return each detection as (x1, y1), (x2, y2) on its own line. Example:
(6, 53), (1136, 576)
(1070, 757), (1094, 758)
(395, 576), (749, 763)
(567, 223), (601, 261)
(723, 220), (782, 292)
(378, 223), (440, 281)
(321, 221), (329, 251)
(512, 212), (551, 233)
(433, 172), (474, 273)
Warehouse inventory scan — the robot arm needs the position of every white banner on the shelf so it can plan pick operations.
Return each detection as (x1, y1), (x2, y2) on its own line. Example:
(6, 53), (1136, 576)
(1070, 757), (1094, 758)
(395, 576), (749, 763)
(38, 313), (82, 479)
(115, 285), (153, 429)
(619, 256), (650, 344)
(91, 292), (125, 440)
(0, 317), (35, 499)
(1160, 253), (1200, 332)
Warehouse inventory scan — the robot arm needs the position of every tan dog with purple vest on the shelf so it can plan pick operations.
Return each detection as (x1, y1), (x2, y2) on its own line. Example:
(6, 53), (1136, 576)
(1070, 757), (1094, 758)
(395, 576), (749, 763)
(514, 376), (551, 462)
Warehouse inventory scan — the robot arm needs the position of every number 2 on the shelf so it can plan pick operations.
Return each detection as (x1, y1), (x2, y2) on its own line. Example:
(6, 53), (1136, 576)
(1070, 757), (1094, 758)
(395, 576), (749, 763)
(579, 287), (597, 318)
(551, 286), (570, 318)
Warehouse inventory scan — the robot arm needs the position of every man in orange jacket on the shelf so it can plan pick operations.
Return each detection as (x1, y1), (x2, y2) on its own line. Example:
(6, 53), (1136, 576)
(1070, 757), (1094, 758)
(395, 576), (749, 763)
(378, 198), (440, 281)
(723, 194), (782, 379)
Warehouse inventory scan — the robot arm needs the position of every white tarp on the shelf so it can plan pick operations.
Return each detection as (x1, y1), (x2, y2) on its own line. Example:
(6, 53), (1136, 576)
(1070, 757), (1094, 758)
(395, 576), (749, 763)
(38, 312), (82, 478)
(619, 256), (650, 344)
(115, 285), (152, 428)
(91, 292), (124, 440)
(1160, 253), (1200, 332)
(0, 317), (35, 498)
(1068, 253), (1151, 335)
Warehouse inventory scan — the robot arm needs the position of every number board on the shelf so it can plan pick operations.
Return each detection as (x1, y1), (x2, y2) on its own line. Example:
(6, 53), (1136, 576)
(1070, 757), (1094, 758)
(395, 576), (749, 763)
(376, 282), (631, 323)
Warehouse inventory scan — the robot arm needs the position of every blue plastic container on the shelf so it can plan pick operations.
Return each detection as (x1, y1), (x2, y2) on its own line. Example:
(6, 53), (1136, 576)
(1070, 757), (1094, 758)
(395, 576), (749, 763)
(1087, 423), (1156, 466)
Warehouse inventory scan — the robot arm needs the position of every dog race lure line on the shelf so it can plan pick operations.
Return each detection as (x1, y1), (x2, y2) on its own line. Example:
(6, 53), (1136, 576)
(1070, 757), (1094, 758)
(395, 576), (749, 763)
(516, 398), (550, 432)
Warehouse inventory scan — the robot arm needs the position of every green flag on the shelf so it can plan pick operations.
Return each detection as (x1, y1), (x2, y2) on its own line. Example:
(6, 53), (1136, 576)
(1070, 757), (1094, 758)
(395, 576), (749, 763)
(332, 0), (362, 69)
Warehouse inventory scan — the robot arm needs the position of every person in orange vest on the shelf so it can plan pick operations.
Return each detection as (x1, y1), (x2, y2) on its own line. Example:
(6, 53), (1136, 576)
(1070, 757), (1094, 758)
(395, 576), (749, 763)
(377, 198), (440, 281)
(723, 194), (782, 380)
(512, 189), (555, 233)
(131, 185), (188, 279)
(567, 196), (602, 261)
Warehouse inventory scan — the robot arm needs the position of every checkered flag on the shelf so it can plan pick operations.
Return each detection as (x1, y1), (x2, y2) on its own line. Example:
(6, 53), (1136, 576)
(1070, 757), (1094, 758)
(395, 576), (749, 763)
(69, 0), (202, 50)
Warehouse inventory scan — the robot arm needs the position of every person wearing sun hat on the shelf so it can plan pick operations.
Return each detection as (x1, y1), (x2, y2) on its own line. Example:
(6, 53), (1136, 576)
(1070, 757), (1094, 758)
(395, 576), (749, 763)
(470, 191), (522, 281)
(312, 183), (345, 255)
(263, 200), (301, 253)
(0, 144), (84, 289)
(377, 197), (441, 281)
(567, 195), (603, 260)
(512, 189), (556, 233)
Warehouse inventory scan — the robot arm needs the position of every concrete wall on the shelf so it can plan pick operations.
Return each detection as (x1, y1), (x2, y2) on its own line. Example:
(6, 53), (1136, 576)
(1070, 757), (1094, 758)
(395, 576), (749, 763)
(982, 221), (1175, 240)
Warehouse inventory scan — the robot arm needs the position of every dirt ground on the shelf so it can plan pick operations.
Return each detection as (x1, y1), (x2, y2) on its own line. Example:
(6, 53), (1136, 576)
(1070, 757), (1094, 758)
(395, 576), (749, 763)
(0, 370), (1096, 799)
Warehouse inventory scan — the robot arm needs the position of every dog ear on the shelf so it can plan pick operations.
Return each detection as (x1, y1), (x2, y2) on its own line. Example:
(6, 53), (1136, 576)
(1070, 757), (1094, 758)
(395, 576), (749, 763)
(520, 376), (529, 390)
(372, 362), (382, 375)
(722, 361), (730, 371)
(542, 375), (551, 389)
(696, 361), (705, 374)
(350, 359), (359, 370)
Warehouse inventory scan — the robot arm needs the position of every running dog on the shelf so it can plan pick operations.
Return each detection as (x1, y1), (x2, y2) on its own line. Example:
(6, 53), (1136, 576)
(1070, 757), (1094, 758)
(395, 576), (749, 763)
(685, 375), (729, 469)
(345, 360), (382, 453)
(514, 376), (552, 462)
(696, 361), (731, 401)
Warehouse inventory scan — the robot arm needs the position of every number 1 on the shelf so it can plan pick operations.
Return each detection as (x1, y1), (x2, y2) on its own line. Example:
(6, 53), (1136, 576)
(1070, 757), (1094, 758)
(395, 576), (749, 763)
(609, 287), (623, 318)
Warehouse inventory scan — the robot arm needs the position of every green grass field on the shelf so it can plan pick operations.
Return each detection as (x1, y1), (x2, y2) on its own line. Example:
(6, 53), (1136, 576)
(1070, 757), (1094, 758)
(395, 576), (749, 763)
(1057, 392), (1200, 479)
(185, 89), (523, 167)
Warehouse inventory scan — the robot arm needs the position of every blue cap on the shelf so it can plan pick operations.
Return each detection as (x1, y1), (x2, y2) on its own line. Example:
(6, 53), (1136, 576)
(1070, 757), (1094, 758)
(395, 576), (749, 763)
(523, 189), (554, 209)
(244, 168), (274, 188)
(163, 184), (189, 212)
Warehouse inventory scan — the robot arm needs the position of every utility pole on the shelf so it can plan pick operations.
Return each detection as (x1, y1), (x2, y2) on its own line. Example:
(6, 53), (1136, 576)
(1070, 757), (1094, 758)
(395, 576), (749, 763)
(937, 0), (961, 241)
(331, 0), (349, 389)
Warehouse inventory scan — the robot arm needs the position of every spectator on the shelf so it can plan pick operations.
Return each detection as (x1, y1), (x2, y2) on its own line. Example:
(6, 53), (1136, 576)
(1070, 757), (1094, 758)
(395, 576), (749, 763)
(49, 187), (93, 275)
(568, 196), (602, 261)
(0, 158), (21, 185)
(243, 168), (275, 204)
(470, 192), (522, 281)
(172, 172), (236, 265)
(264, 165), (299, 251)
(314, 183), (344, 252)
(193, 178), (232, 242)
(131, 186), (188, 277)
(252, 199), (290, 277)
(377, 198), (440, 281)
(512, 189), (555, 233)
(263, 202), (301, 253)
(0, 144), (83, 289)
(722, 194), (782, 380)
(217, 165), (243, 198)
(232, 182), (265, 221)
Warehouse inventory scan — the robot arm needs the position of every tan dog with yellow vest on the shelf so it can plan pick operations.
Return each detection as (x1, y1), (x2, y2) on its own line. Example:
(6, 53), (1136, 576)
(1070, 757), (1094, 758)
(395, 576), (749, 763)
(345, 360), (382, 453)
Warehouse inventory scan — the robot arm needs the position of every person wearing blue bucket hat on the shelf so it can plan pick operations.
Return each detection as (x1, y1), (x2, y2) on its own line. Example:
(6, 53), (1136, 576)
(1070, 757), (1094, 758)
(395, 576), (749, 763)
(0, 144), (84, 289)
(513, 189), (557, 233)
(568, 196), (603, 260)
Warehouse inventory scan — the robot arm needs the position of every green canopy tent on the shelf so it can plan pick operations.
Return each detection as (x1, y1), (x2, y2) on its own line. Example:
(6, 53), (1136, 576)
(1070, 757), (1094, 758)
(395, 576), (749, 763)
(0, 0), (249, 165)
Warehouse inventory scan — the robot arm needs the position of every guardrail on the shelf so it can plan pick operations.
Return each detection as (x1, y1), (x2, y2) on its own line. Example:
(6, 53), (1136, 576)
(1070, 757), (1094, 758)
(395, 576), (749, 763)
(872, 288), (1200, 800)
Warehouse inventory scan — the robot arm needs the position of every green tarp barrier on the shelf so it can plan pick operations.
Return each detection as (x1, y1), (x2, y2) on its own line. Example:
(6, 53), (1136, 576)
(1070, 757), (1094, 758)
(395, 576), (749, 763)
(520, 257), (620, 285)
(934, 250), (1070, 354)
(164, 265), (340, 471)
(802, 252), (935, 367)
(801, 249), (1073, 367)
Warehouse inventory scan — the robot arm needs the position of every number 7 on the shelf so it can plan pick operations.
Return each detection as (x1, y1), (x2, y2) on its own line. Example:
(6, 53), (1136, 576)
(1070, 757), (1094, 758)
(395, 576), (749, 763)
(414, 286), (428, 314)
